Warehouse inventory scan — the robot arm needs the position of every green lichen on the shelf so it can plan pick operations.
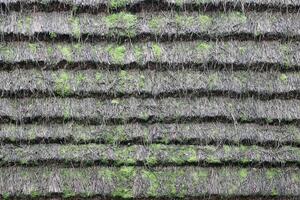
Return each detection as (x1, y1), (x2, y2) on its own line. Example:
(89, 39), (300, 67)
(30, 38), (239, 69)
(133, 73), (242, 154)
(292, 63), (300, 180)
(108, 45), (126, 64)
(105, 12), (137, 37)
(152, 44), (162, 59)
(58, 45), (73, 62)
(54, 71), (71, 96)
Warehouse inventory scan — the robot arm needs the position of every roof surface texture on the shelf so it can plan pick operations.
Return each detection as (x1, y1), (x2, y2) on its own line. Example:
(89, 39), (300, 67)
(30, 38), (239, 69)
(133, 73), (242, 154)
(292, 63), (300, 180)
(0, 0), (300, 199)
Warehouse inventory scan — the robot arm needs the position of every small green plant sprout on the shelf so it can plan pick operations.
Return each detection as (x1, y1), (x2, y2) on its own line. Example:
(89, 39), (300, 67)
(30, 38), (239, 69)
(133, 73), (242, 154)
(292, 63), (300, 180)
(105, 12), (137, 37)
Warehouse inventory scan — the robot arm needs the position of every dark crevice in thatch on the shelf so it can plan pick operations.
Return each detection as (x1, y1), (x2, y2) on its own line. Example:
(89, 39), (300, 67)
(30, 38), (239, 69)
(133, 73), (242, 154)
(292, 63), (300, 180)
(1, 136), (300, 148)
(1, 89), (300, 101)
(0, 159), (300, 168)
(1, 61), (300, 72)
(0, 195), (297, 200)
(1, 0), (300, 13)
(1, 32), (300, 43)
(1, 116), (299, 126)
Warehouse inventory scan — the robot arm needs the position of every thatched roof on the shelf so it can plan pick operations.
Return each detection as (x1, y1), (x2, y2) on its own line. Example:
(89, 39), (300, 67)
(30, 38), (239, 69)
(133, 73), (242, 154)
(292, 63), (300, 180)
(0, 0), (299, 199)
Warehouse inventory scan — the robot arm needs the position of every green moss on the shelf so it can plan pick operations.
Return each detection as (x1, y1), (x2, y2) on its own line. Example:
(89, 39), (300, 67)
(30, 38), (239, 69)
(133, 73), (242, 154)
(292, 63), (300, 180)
(146, 155), (158, 166)
(138, 75), (146, 89)
(197, 42), (212, 52)
(199, 14), (212, 28)
(98, 169), (114, 182)
(280, 44), (291, 67)
(279, 74), (288, 83)
(2, 192), (10, 199)
(54, 71), (71, 96)
(152, 44), (162, 59)
(111, 99), (120, 105)
(227, 11), (248, 24)
(142, 170), (159, 197)
(30, 191), (40, 198)
(105, 12), (137, 37)
(47, 46), (53, 56)
(175, 15), (195, 28)
(271, 188), (279, 196)
(266, 169), (280, 180)
(206, 156), (221, 164)
(17, 16), (31, 32)
(133, 46), (143, 62)
(75, 73), (86, 85)
(62, 189), (76, 198)
(58, 45), (73, 62)
(148, 17), (163, 32)
(49, 32), (57, 39)
(207, 73), (218, 89)
(0, 46), (14, 60)
(109, 0), (128, 8)
(63, 104), (71, 121)
(108, 45), (126, 64)
(28, 43), (38, 54)
(69, 17), (81, 39)
(95, 72), (103, 81)
(197, 170), (209, 179)
(112, 167), (136, 199)
(239, 169), (248, 179)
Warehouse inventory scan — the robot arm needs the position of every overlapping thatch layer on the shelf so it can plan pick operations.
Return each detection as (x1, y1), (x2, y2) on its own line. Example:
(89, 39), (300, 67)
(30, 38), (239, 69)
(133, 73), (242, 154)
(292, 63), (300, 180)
(1, 123), (300, 145)
(0, 41), (299, 68)
(1, 0), (299, 9)
(1, 144), (300, 166)
(0, 97), (300, 123)
(0, 166), (299, 198)
(1, 11), (300, 40)
(0, 0), (299, 198)
(0, 69), (299, 98)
